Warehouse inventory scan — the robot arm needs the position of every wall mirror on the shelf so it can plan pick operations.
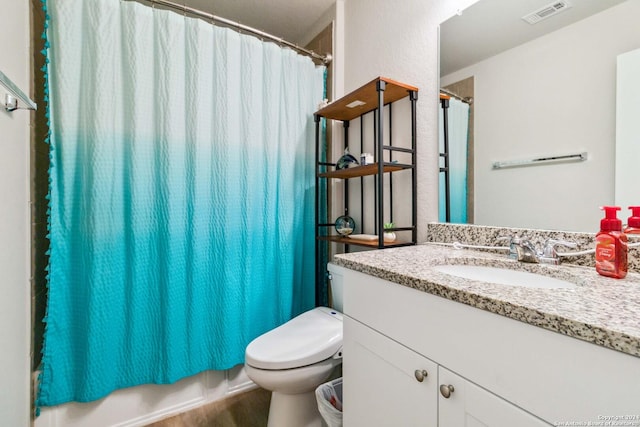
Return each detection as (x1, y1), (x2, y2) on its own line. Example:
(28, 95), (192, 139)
(439, 0), (638, 232)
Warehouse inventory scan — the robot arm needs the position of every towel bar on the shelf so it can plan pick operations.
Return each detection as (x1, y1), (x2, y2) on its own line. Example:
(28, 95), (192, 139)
(492, 152), (587, 170)
(0, 70), (36, 112)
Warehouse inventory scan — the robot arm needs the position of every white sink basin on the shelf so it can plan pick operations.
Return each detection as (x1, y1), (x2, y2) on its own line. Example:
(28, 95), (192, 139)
(433, 265), (577, 289)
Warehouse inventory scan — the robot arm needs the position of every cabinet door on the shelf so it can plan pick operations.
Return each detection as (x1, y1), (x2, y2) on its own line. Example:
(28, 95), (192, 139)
(343, 316), (438, 427)
(438, 367), (550, 427)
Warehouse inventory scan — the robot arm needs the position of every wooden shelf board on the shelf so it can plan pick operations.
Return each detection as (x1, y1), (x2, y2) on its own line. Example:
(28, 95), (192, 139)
(318, 235), (413, 248)
(319, 163), (409, 179)
(318, 236), (414, 248)
(316, 77), (419, 121)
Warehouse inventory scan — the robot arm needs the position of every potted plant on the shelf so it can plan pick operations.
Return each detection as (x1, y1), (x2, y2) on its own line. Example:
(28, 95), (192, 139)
(383, 222), (396, 242)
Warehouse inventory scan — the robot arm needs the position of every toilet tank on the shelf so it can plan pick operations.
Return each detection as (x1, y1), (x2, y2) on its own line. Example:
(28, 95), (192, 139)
(327, 263), (344, 312)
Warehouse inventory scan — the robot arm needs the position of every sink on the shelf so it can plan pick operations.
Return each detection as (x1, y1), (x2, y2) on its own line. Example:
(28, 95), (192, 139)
(433, 265), (577, 289)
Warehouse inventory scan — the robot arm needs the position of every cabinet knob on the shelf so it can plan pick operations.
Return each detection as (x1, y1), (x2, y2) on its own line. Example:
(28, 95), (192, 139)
(439, 384), (455, 398)
(414, 369), (428, 382)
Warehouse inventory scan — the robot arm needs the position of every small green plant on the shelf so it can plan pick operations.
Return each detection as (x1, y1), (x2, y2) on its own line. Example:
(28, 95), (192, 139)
(384, 222), (394, 231)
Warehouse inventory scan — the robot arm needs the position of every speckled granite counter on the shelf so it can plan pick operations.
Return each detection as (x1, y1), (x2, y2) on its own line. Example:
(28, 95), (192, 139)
(333, 244), (640, 358)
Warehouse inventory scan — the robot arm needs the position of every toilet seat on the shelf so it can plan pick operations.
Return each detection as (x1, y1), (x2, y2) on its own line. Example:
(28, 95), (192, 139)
(245, 307), (343, 370)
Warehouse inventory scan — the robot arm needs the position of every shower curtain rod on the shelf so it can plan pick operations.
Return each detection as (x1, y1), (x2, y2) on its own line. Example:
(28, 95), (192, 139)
(129, 0), (332, 65)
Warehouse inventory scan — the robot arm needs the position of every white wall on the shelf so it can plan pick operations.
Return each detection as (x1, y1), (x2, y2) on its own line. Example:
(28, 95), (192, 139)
(342, 0), (478, 242)
(0, 1), (32, 426)
(442, 1), (640, 231)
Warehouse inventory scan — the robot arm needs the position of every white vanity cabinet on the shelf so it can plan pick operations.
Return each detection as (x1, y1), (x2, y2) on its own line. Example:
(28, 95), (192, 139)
(331, 263), (640, 425)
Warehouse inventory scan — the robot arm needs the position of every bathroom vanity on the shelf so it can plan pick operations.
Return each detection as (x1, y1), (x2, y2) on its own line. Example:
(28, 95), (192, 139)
(330, 244), (640, 426)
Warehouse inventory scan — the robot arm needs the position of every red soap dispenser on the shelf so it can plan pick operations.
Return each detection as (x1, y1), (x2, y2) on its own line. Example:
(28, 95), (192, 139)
(624, 206), (640, 235)
(595, 206), (627, 279)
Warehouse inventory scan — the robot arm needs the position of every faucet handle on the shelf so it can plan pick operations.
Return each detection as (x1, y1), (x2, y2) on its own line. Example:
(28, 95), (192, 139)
(497, 235), (525, 260)
(540, 239), (577, 263)
(543, 239), (577, 255)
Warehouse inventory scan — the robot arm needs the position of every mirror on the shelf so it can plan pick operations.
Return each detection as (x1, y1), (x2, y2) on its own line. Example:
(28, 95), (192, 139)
(615, 47), (640, 211)
(439, 0), (638, 232)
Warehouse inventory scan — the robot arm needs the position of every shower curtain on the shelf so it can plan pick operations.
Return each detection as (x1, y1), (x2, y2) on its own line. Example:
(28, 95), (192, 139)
(439, 98), (470, 223)
(38, 0), (324, 406)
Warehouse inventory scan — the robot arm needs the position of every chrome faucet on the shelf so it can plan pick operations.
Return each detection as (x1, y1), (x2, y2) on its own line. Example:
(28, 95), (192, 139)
(498, 236), (577, 265)
(497, 235), (532, 261)
(514, 239), (539, 263)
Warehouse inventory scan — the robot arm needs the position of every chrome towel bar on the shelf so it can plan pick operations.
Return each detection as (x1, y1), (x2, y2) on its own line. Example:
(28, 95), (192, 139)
(492, 152), (587, 170)
(0, 69), (37, 112)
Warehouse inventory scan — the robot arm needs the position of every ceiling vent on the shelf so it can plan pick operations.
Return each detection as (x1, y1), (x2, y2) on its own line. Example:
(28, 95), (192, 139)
(522, 1), (572, 24)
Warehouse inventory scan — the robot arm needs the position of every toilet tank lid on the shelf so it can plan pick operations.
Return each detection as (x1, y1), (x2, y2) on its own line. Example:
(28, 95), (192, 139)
(245, 307), (343, 370)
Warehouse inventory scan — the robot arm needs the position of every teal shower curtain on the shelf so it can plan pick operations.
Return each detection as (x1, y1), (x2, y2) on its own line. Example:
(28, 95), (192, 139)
(439, 98), (470, 223)
(38, 0), (324, 406)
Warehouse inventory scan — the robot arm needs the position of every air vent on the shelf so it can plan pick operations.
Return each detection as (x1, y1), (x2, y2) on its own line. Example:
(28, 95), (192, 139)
(522, 1), (572, 24)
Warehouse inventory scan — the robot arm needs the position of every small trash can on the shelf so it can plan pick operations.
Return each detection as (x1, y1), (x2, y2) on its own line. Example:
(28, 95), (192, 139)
(315, 377), (343, 427)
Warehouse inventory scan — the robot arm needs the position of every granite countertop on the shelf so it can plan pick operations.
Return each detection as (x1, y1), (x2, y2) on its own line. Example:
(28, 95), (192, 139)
(333, 244), (640, 358)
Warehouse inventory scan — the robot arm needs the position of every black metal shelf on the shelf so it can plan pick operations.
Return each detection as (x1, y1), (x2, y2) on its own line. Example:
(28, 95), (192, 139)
(314, 77), (419, 306)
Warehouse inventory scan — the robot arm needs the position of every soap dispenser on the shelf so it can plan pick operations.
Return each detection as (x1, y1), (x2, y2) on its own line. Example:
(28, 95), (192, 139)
(624, 206), (640, 235)
(595, 206), (627, 279)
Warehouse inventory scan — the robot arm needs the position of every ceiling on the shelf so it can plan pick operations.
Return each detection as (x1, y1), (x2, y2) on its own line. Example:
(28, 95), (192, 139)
(440, 0), (627, 76)
(180, 0), (335, 44)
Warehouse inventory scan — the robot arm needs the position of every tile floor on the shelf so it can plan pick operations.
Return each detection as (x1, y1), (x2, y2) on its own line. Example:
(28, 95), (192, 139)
(146, 387), (270, 427)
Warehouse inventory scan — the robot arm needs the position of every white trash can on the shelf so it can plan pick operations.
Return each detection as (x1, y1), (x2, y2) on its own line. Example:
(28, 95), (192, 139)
(315, 377), (343, 427)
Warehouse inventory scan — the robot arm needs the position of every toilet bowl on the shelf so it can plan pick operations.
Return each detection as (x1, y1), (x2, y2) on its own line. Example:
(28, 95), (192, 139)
(245, 307), (343, 427)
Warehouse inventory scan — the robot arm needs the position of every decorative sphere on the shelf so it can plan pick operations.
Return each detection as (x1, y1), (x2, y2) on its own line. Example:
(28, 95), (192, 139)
(335, 215), (355, 236)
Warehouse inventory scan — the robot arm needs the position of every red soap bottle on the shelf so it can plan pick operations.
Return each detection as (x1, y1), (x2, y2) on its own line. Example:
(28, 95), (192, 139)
(595, 206), (627, 279)
(624, 206), (640, 235)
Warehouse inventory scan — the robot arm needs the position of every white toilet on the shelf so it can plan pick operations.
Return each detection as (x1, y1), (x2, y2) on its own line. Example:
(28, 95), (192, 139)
(245, 275), (343, 427)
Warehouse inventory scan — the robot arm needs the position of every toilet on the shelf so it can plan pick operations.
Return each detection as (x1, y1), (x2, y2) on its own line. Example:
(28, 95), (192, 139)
(245, 274), (343, 427)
